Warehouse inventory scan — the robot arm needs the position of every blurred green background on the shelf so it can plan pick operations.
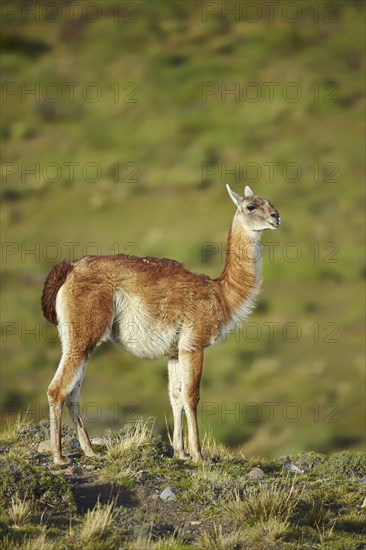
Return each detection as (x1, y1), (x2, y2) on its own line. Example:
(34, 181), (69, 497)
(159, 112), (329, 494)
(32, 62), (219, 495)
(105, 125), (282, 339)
(1, 0), (365, 457)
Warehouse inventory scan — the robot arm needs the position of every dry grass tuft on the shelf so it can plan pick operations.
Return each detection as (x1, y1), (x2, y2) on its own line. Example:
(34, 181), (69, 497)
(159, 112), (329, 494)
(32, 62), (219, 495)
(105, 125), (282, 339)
(302, 497), (337, 531)
(2, 531), (54, 550)
(192, 464), (231, 486)
(197, 519), (289, 549)
(152, 529), (185, 549)
(8, 496), (32, 527)
(223, 477), (302, 525)
(21, 532), (54, 550)
(242, 517), (290, 546)
(98, 463), (136, 486)
(198, 512), (291, 548)
(126, 533), (154, 550)
(125, 526), (184, 550)
(105, 418), (155, 460)
(196, 524), (243, 550)
(190, 464), (233, 503)
(202, 430), (233, 462)
(78, 501), (117, 546)
(0, 415), (31, 443)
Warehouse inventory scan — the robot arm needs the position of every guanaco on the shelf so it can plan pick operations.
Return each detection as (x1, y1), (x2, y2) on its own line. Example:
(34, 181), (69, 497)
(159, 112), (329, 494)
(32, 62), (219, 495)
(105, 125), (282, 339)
(42, 185), (280, 464)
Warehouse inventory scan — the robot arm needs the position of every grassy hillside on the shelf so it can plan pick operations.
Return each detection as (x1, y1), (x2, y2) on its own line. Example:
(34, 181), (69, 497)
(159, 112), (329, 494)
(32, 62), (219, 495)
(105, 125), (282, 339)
(0, 418), (365, 549)
(1, 1), (365, 459)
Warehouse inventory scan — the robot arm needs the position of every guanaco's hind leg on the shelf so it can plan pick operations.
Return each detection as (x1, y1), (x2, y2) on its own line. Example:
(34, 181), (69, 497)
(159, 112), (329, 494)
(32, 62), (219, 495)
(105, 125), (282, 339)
(65, 362), (98, 458)
(48, 284), (114, 464)
(168, 356), (190, 460)
(178, 349), (204, 462)
(48, 352), (86, 464)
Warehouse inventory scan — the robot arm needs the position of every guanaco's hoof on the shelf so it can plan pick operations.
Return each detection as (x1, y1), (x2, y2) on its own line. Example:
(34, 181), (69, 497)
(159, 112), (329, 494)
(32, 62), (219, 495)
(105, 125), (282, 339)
(192, 454), (204, 463)
(53, 455), (71, 465)
(84, 450), (101, 458)
(174, 451), (191, 460)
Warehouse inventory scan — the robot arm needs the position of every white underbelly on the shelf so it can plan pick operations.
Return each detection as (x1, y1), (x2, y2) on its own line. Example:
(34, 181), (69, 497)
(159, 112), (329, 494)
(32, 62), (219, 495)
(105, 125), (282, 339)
(110, 291), (178, 358)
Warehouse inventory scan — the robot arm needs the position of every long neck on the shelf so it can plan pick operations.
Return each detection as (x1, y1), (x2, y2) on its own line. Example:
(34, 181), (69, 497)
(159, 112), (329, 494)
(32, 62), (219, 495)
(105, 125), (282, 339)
(218, 212), (262, 322)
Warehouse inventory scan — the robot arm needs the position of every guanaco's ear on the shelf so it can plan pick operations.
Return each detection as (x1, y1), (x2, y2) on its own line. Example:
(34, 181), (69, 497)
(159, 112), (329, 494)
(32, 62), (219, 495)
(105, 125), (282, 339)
(226, 184), (243, 209)
(244, 185), (254, 197)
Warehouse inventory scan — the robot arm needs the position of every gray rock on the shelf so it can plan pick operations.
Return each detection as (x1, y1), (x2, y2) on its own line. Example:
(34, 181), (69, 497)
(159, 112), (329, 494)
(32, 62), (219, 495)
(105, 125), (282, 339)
(37, 440), (51, 453)
(359, 476), (366, 485)
(159, 486), (177, 501)
(248, 467), (266, 479)
(283, 463), (304, 474)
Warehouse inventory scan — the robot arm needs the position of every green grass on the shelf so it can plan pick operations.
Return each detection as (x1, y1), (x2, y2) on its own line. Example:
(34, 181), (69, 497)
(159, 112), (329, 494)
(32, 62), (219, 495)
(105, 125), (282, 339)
(1, 1), (365, 461)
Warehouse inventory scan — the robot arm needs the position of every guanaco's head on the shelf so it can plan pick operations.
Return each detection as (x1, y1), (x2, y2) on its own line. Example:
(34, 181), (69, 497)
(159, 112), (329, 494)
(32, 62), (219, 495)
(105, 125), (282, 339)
(226, 184), (281, 231)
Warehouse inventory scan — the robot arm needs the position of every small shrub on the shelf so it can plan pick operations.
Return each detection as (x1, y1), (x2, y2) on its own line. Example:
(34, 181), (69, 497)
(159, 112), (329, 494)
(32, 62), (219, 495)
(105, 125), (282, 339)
(0, 457), (75, 514)
(0, 458), (38, 505)
(320, 451), (366, 478)
(0, 508), (10, 538)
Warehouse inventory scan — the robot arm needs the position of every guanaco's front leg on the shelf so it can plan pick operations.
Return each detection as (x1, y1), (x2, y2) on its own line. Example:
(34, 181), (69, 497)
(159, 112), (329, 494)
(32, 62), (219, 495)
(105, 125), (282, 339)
(168, 356), (190, 459)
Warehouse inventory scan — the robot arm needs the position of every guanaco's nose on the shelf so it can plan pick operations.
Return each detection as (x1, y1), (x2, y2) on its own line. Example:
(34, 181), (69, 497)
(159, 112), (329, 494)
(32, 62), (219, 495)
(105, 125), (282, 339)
(271, 212), (281, 225)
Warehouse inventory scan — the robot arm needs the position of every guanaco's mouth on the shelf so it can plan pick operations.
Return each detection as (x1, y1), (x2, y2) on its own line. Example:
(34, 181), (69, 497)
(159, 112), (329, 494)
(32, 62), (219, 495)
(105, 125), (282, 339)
(268, 219), (280, 229)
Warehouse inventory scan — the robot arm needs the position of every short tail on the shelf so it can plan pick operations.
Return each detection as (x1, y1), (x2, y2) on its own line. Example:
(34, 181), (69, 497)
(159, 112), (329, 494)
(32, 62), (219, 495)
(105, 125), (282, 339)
(41, 260), (74, 325)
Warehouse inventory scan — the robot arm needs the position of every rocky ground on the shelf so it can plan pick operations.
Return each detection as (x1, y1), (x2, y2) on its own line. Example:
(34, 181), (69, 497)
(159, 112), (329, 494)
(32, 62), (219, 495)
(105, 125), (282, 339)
(0, 419), (365, 549)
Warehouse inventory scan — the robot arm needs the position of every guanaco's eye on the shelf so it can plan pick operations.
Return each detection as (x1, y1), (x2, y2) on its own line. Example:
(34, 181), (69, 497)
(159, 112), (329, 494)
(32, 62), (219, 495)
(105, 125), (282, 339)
(247, 205), (257, 212)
